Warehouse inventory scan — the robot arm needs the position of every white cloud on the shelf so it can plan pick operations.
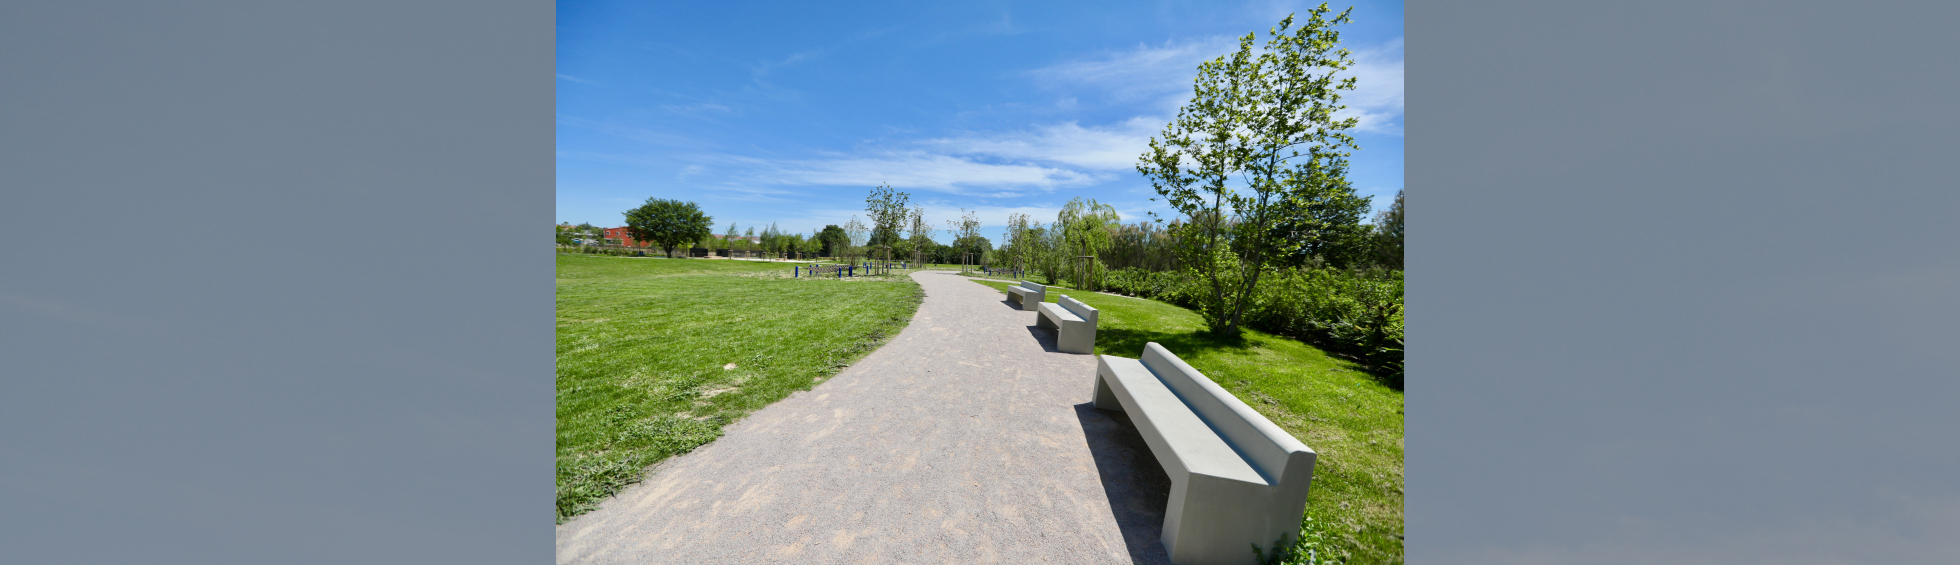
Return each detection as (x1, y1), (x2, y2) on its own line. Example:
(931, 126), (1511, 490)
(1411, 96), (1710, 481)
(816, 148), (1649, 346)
(1027, 36), (1238, 104)
(1336, 37), (1404, 134)
(753, 151), (1106, 194)
(1031, 36), (1404, 135)
(920, 117), (1161, 171)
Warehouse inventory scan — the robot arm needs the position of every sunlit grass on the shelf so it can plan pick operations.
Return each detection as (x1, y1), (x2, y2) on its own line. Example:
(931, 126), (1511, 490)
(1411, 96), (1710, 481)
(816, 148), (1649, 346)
(972, 279), (1404, 564)
(556, 254), (923, 522)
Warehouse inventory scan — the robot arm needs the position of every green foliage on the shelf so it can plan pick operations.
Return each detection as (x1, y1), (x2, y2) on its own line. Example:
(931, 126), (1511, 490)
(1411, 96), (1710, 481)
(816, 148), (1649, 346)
(622, 198), (714, 258)
(1057, 197), (1121, 290)
(1138, 5), (1360, 336)
(945, 208), (990, 270)
(969, 279), (1401, 563)
(1105, 219), (1181, 272)
(1103, 266), (1403, 386)
(1268, 175), (1374, 269)
(864, 184), (911, 249)
(1369, 189), (1403, 270)
(817, 224), (846, 256)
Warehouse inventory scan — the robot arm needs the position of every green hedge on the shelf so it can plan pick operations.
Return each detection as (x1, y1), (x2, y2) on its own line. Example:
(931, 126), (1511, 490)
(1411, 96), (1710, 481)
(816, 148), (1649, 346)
(1103, 267), (1403, 387)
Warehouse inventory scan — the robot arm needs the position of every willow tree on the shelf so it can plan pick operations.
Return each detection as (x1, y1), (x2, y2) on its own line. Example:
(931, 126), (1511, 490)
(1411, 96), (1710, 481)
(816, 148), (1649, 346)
(1138, 5), (1359, 336)
(1057, 197), (1120, 290)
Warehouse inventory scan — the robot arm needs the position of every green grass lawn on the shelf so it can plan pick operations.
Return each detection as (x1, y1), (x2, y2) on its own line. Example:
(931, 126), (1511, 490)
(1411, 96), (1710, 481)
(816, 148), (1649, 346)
(556, 253), (923, 522)
(971, 279), (1404, 564)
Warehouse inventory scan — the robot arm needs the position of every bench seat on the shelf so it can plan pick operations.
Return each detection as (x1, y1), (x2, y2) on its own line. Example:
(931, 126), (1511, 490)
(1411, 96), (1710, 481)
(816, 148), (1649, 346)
(1005, 280), (1045, 310)
(1036, 294), (1098, 354)
(1092, 343), (1317, 565)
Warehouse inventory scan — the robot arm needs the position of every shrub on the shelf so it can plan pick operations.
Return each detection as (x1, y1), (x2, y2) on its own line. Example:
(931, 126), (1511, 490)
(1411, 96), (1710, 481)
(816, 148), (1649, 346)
(1104, 266), (1403, 387)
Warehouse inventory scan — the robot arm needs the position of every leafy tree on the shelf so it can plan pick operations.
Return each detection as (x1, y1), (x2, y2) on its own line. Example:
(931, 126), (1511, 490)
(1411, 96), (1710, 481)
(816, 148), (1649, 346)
(999, 213), (1033, 274)
(1138, 6), (1360, 336)
(843, 216), (869, 267)
(906, 206), (933, 266)
(865, 184), (910, 270)
(1267, 172), (1373, 269)
(1370, 188), (1403, 269)
(1058, 197), (1121, 290)
(720, 222), (739, 253)
(816, 225), (846, 257)
(622, 199), (715, 258)
(946, 208), (987, 271)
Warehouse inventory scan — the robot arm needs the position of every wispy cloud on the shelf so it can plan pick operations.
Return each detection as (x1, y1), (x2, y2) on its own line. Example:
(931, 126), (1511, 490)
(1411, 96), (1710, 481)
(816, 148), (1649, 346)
(751, 152), (1105, 194)
(659, 102), (733, 116)
(557, 116), (705, 147)
(1027, 36), (1237, 104)
(1030, 35), (1404, 134)
(1337, 37), (1403, 134)
(920, 117), (1161, 171)
(557, 74), (599, 85)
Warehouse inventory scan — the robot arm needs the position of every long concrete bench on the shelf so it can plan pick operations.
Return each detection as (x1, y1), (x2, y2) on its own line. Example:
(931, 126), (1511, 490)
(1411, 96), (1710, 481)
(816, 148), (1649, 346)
(1005, 280), (1045, 310)
(1036, 294), (1098, 354)
(1092, 343), (1318, 565)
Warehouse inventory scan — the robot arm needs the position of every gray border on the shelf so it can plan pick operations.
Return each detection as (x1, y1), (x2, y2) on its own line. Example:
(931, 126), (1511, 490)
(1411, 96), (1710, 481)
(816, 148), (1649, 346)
(1410, 1), (1960, 563)
(1, 2), (552, 563)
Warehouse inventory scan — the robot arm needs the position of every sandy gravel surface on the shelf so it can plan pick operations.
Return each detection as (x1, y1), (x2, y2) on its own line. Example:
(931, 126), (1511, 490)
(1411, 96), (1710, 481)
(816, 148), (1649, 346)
(556, 270), (1175, 564)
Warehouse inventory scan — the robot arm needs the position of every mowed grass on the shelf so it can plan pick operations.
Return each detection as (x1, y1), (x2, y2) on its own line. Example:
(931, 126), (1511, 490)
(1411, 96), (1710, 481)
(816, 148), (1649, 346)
(971, 279), (1404, 564)
(556, 254), (923, 523)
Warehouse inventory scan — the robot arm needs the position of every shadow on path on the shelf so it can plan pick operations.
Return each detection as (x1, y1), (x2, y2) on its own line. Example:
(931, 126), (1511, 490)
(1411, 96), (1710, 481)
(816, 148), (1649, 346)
(1074, 403), (1174, 565)
(1024, 325), (1060, 353)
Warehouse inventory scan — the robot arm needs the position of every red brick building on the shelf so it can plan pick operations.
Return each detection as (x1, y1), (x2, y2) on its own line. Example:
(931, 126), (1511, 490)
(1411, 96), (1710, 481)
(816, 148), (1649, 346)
(600, 228), (758, 249)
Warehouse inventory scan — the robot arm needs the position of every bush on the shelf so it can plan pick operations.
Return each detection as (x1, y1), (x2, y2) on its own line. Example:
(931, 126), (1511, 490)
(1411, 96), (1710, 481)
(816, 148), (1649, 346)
(1104, 267), (1403, 387)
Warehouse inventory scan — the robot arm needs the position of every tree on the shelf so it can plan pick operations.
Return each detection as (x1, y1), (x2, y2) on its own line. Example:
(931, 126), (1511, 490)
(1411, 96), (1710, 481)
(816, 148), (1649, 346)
(622, 199), (714, 258)
(1370, 189), (1403, 269)
(565, 222), (602, 246)
(817, 225), (846, 257)
(865, 184), (910, 271)
(906, 206), (933, 266)
(946, 208), (986, 271)
(1000, 213), (1033, 274)
(843, 216), (869, 267)
(1138, 6), (1360, 336)
(1267, 173), (1372, 269)
(721, 222), (739, 253)
(1058, 197), (1121, 290)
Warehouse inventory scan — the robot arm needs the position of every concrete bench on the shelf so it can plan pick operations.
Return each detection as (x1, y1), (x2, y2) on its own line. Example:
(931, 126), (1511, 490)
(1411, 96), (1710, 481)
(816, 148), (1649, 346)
(1036, 294), (1098, 354)
(1005, 280), (1045, 310)
(1092, 343), (1318, 565)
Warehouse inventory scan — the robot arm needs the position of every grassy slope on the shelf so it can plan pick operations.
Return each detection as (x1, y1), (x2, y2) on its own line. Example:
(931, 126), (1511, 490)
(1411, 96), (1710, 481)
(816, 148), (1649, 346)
(971, 279), (1404, 564)
(556, 254), (923, 522)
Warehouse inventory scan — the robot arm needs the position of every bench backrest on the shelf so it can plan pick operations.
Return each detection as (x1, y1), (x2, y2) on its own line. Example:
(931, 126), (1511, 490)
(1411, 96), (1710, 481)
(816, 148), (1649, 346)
(1058, 295), (1097, 325)
(1017, 280), (1045, 293)
(1140, 342), (1313, 484)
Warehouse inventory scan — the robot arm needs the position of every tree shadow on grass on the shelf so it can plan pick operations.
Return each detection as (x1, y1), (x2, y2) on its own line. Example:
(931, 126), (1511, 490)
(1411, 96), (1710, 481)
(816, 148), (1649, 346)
(1095, 326), (1256, 360)
(1074, 402), (1175, 565)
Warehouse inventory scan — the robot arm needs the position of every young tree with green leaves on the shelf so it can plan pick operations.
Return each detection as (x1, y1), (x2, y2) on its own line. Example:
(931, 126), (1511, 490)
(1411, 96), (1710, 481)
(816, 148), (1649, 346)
(999, 213), (1032, 276)
(946, 208), (986, 272)
(622, 198), (715, 258)
(1138, 5), (1360, 336)
(843, 216), (869, 268)
(865, 184), (910, 272)
(906, 205), (933, 267)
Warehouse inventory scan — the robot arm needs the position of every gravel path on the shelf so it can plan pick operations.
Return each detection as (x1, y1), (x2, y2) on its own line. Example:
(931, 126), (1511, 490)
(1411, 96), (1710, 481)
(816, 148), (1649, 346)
(556, 270), (1174, 564)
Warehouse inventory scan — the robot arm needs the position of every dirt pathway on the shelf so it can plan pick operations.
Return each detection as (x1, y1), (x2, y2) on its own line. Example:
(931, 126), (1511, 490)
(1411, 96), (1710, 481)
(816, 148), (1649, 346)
(555, 270), (1174, 564)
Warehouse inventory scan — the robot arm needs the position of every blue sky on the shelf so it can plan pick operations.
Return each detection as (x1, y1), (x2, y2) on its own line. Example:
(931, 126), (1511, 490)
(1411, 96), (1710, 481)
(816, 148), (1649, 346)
(557, 0), (1402, 244)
